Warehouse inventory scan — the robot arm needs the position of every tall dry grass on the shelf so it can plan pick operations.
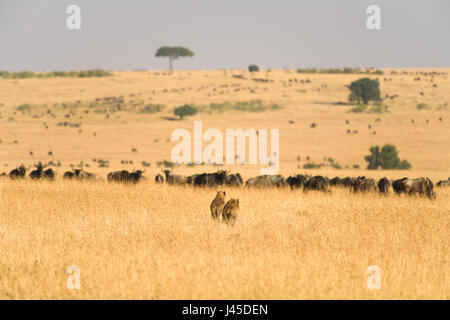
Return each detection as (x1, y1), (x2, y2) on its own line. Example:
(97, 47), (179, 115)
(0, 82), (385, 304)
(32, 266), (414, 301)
(0, 178), (448, 299)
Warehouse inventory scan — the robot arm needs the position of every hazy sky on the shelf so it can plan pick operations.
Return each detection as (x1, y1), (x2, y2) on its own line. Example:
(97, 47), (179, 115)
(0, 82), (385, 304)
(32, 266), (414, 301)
(0, 0), (449, 71)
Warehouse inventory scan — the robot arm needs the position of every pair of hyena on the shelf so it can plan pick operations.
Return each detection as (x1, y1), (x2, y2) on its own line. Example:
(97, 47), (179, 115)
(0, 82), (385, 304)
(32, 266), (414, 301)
(210, 191), (239, 226)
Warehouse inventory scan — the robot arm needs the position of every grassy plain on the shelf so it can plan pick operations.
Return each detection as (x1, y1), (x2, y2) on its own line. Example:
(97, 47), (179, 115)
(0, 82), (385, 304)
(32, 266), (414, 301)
(0, 69), (448, 299)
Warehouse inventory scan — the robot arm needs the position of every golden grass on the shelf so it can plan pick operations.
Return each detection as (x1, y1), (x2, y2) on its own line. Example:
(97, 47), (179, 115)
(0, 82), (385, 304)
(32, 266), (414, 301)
(0, 69), (449, 299)
(0, 178), (448, 299)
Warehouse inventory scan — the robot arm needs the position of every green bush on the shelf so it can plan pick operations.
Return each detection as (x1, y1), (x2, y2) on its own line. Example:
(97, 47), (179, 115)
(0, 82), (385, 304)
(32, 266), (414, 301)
(332, 163), (342, 169)
(174, 104), (197, 120)
(208, 100), (281, 113)
(297, 68), (317, 74)
(397, 159), (412, 170)
(416, 103), (429, 110)
(364, 144), (411, 170)
(78, 69), (112, 77)
(0, 69), (112, 79)
(139, 104), (166, 114)
(12, 71), (35, 79)
(0, 71), (11, 78)
(368, 103), (389, 114)
(157, 160), (176, 168)
(349, 104), (368, 113)
(16, 103), (35, 111)
(303, 162), (323, 169)
(349, 103), (388, 114)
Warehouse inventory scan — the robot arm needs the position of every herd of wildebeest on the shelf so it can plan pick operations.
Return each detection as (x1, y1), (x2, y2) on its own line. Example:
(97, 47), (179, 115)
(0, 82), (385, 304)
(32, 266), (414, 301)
(1, 163), (449, 200)
(154, 169), (446, 200)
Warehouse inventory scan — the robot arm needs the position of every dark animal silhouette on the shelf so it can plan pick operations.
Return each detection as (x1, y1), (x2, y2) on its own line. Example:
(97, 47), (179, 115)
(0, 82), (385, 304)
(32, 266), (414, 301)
(9, 165), (26, 179)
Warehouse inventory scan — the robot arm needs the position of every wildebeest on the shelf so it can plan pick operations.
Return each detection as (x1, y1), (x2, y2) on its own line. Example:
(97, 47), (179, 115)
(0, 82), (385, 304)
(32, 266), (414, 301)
(63, 169), (97, 180)
(155, 173), (164, 184)
(193, 170), (228, 187)
(246, 175), (286, 188)
(128, 170), (145, 184)
(341, 177), (356, 188)
(163, 170), (186, 185)
(43, 168), (55, 181)
(107, 170), (144, 184)
(186, 173), (200, 185)
(222, 198), (239, 226)
(378, 177), (391, 194)
(9, 165), (26, 179)
(287, 174), (309, 189)
(303, 175), (331, 193)
(329, 177), (342, 187)
(29, 163), (45, 180)
(351, 176), (377, 193)
(224, 173), (243, 187)
(392, 177), (436, 199)
(392, 177), (409, 195)
(107, 170), (131, 183)
(436, 178), (450, 187)
(210, 191), (226, 220)
(63, 171), (76, 179)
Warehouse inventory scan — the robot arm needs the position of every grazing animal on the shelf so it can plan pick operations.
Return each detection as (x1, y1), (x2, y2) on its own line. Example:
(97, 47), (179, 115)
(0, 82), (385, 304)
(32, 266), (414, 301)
(163, 170), (186, 185)
(329, 177), (342, 187)
(107, 170), (130, 183)
(224, 173), (243, 187)
(75, 169), (96, 181)
(303, 176), (331, 193)
(222, 198), (239, 226)
(392, 177), (409, 195)
(186, 173), (200, 185)
(287, 174), (309, 189)
(30, 163), (45, 180)
(9, 165), (27, 179)
(210, 191), (226, 220)
(63, 171), (76, 179)
(351, 176), (377, 193)
(107, 170), (143, 184)
(246, 175), (286, 188)
(392, 177), (435, 199)
(64, 169), (98, 181)
(378, 177), (391, 194)
(193, 170), (228, 187)
(128, 170), (145, 184)
(436, 178), (450, 187)
(155, 173), (164, 183)
(43, 168), (55, 181)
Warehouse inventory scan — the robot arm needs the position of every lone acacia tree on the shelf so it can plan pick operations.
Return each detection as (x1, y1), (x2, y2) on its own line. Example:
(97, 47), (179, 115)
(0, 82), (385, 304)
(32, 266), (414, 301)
(155, 46), (194, 73)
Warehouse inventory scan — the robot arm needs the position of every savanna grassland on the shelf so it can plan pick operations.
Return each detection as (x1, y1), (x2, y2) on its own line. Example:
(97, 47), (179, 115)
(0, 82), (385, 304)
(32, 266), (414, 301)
(0, 69), (449, 299)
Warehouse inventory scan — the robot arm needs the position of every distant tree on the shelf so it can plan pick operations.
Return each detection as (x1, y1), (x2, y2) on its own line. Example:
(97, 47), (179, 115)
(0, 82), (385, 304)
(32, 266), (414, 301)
(364, 144), (411, 169)
(348, 78), (381, 104)
(248, 65), (260, 72)
(155, 46), (194, 73)
(364, 146), (380, 170)
(174, 104), (197, 120)
(378, 144), (401, 169)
